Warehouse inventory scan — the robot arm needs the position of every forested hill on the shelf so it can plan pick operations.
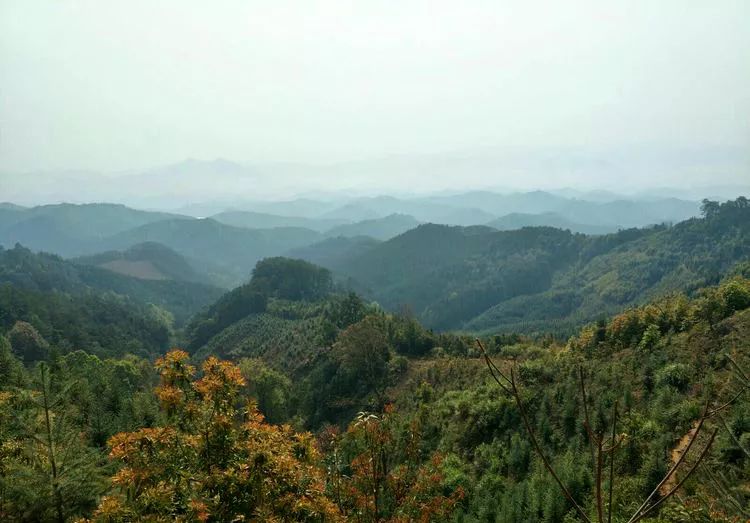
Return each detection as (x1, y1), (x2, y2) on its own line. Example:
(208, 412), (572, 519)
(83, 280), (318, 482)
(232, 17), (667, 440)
(0, 244), (224, 326)
(0, 203), (326, 288)
(322, 213), (421, 240)
(90, 218), (325, 288)
(73, 241), (210, 284)
(312, 198), (750, 333)
(486, 211), (613, 235)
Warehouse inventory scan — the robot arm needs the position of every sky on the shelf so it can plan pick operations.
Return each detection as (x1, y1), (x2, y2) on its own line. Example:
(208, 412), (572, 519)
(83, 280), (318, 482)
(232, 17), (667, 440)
(0, 0), (748, 198)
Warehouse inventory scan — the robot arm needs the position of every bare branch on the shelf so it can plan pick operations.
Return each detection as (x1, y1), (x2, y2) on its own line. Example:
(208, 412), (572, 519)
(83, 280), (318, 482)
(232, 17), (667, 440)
(727, 356), (750, 385)
(579, 366), (596, 469)
(631, 428), (718, 523)
(476, 338), (512, 394)
(508, 367), (593, 523)
(718, 412), (750, 459)
(595, 437), (604, 523)
(707, 385), (749, 418)
(626, 404), (709, 523)
(607, 401), (617, 523)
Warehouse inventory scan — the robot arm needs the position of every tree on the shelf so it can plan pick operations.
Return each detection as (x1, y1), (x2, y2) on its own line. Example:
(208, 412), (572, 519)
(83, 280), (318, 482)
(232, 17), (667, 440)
(700, 199), (720, 219)
(390, 316), (435, 357)
(1, 363), (103, 522)
(250, 257), (332, 301)
(89, 350), (340, 522)
(7, 321), (49, 363)
(323, 406), (464, 522)
(325, 292), (367, 330)
(333, 316), (392, 406)
(238, 357), (292, 424)
(0, 335), (24, 388)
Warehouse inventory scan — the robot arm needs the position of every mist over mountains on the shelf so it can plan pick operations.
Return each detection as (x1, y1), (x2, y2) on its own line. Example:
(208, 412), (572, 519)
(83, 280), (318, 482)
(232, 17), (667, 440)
(0, 187), (704, 261)
(2, 144), (748, 210)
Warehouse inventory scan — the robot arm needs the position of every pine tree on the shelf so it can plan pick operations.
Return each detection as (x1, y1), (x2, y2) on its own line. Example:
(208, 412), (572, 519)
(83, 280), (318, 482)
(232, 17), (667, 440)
(1, 362), (103, 522)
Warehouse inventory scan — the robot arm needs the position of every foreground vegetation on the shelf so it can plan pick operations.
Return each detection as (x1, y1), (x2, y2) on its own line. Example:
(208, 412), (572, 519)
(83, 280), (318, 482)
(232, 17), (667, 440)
(1, 243), (750, 520)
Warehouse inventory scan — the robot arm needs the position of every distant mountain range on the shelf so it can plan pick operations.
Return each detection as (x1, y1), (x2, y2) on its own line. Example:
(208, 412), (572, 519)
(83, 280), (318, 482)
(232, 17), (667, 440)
(5, 146), (747, 206)
(0, 190), (711, 290)
(207, 190), (700, 229)
(486, 212), (613, 235)
(0, 203), (182, 256)
(323, 214), (421, 240)
(211, 210), (347, 232)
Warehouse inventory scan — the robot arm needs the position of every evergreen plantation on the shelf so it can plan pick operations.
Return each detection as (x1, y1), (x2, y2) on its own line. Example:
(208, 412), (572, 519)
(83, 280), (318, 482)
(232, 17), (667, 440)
(0, 197), (749, 521)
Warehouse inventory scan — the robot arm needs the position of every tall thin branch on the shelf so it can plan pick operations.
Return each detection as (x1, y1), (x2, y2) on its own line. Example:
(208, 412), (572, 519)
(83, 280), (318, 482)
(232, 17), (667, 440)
(476, 340), (592, 522)
(476, 338), (511, 394)
(728, 356), (750, 385)
(718, 412), (750, 459)
(626, 405), (709, 523)
(706, 385), (749, 418)
(607, 401), (618, 523)
(579, 366), (596, 469)
(595, 437), (604, 523)
(511, 368), (592, 523)
(630, 428), (718, 523)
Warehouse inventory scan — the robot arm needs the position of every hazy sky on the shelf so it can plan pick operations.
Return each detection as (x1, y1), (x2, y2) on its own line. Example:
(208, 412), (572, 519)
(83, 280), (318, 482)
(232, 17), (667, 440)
(1, 1), (749, 189)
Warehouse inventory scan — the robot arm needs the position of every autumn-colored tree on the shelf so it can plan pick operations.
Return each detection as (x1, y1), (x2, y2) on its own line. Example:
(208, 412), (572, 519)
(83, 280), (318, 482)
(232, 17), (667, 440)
(89, 350), (340, 522)
(323, 405), (463, 523)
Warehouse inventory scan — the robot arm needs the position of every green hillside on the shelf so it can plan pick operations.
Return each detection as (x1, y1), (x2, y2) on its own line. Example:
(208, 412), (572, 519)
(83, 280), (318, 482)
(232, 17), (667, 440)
(74, 241), (209, 284)
(379, 274), (750, 522)
(176, 253), (750, 521)
(98, 218), (324, 287)
(323, 213), (421, 240)
(285, 235), (381, 273)
(328, 198), (749, 333)
(0, 244), (224, 325)
(468, 198), (750, 333)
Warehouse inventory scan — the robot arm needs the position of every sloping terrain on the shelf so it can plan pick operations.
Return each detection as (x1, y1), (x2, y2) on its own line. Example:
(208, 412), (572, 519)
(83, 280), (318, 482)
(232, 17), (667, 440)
(0, 203), (186, 256)
(96, 218), (323, 287)
(318, 199), (749, 333)
(211, 210), (347, 232)
(74, 242), (209, 283)
(0, 244), (224, 325)
(285, 236), (381, 274)
(323, 213), (421, 240)
(487, 211), (613, 234)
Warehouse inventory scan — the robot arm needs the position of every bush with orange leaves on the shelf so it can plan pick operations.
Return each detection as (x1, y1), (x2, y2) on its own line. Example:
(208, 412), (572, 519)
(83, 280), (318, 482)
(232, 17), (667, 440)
(87, 350), (341, 522)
